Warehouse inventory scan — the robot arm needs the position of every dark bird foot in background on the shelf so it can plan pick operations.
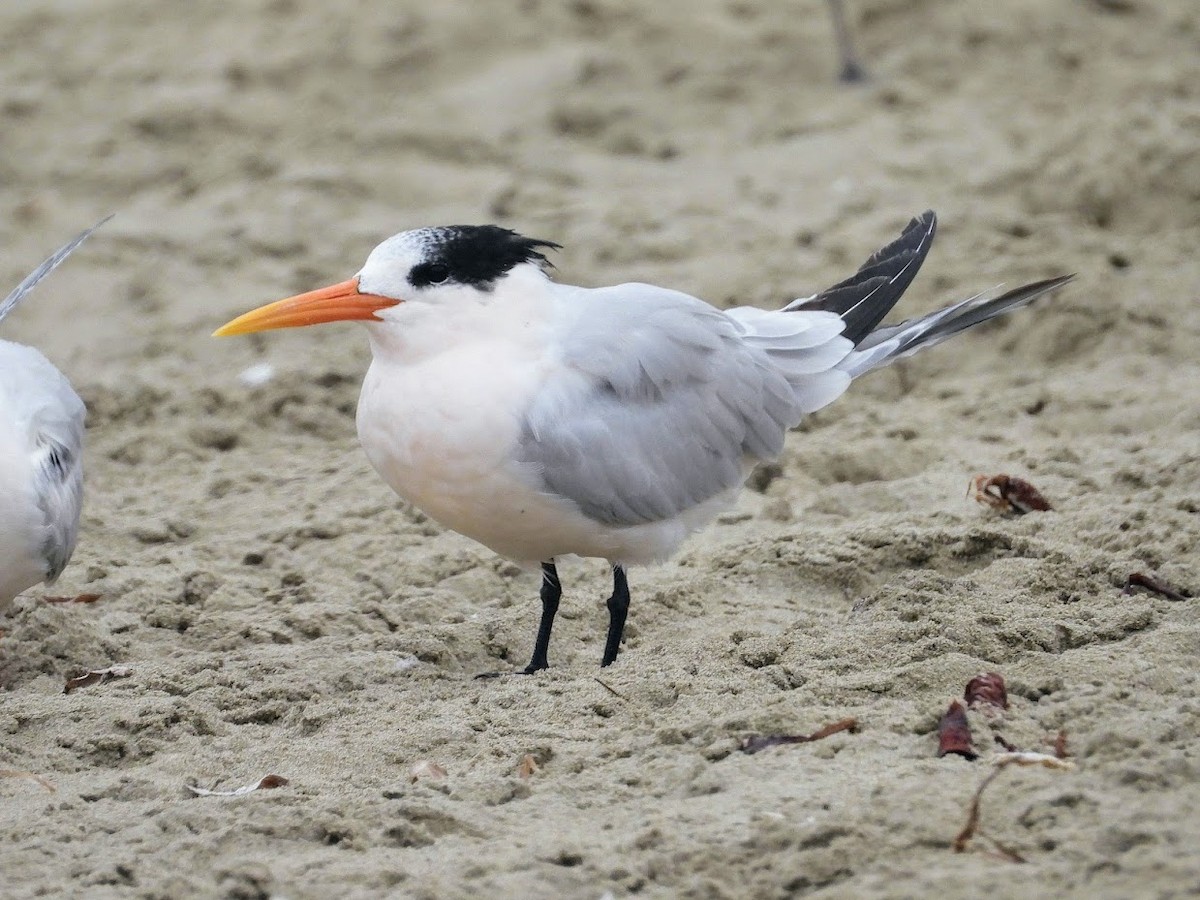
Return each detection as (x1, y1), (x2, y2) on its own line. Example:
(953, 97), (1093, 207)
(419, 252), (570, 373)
(838, 60), (868, 84)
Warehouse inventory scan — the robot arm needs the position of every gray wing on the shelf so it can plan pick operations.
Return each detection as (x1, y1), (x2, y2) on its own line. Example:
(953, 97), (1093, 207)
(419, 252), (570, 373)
(516, 284), (849, 528)
(32, 391), (86, 582)
(0, 215), (112, 326)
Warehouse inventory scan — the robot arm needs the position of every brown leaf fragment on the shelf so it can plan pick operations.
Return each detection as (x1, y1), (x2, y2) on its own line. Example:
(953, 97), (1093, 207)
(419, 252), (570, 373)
(409, 760), (448, 783)
(44, 593), (103, 605)
(186, 774), (289, 798)
(63, 665), (133, 694)
(1122, 572), (1188, 602)
(517, 754), (539, 779)
(969, 474), (1052, 515)
(740, 716), (858, 754)
(937, 700), (976, 760)
(965, 672), (1009, 710)
(0, 770), (56, 793)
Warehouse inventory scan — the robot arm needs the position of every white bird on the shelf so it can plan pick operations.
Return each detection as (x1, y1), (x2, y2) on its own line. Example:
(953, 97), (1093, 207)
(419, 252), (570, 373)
(215, 211), (1071, 672)
(0, 220), (105, 612)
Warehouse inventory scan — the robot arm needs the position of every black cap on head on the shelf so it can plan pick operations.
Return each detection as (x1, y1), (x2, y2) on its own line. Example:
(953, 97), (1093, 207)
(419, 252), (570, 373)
(409, 226), (561, 290)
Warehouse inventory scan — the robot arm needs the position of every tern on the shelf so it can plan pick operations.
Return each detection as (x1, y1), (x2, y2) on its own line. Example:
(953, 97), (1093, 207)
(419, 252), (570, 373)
(1, 220), (106, 613)
(215, 210), (1071, 672)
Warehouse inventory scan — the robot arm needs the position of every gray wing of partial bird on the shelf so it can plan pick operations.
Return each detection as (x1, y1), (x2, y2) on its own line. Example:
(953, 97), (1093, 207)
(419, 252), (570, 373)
(31, 369), (86, 582)
(0, 215), (112, 326)
(0, 218), (105, 582)
(515, 283), (853, 528)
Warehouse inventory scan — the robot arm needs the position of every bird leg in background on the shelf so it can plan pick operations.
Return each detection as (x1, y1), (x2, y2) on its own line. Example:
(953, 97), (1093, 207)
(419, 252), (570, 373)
(523, 562), (562, 673)
(827, 0), (867, 83)
(601, 566), (630, 667)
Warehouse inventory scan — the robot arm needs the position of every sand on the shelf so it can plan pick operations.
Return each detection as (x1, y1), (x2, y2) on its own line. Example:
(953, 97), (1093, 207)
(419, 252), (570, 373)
(1, 0), (1198, 897)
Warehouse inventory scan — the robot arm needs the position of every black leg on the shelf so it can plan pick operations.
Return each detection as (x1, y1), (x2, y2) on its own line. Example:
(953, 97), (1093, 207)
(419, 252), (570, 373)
(601, 565), (630, 667)
(827, 0), (867, 83)
(522, 562), (561, 674)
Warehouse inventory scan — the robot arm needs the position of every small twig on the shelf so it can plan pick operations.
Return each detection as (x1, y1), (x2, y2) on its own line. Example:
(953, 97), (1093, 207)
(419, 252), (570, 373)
(740, 717), (858, 754)
(44, 593), (103, 605)
(1122, 573), (1188, 602)
(953, 753), (1075, 857)
(953, 767), (1003, 852)
(593, 677), (627, 700)
(0, 769), (56, 793)
(993, 734), (1020, 753)
(979, 832), (1027, 864)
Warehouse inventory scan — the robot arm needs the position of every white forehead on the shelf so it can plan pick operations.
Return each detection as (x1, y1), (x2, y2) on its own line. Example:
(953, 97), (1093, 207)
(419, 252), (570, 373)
(360, 230), (436, 276)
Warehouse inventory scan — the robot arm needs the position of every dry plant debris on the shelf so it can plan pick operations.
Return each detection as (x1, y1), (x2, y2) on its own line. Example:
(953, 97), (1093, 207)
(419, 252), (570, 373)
(0, 770), (56, 793)
(186, 774), (289, 797)
(965, 672), (1009, 710)
(63, 665), (133, 695)
(1052, 730), (1070, 759)
(1122, 572), (1188, 602)
(740, 717), (858, 754)
(937, 700), (976, 760)
(409, 760), (448, 783)
(969, 474), (1052, 514)
(952, 752), (1075, 861)
(44, 593), (103, 605)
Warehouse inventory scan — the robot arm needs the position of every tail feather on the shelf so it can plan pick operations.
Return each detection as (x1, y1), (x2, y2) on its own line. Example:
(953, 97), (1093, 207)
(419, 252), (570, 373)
(840, 275), (1075, 379)
(784, 209), (937, 343)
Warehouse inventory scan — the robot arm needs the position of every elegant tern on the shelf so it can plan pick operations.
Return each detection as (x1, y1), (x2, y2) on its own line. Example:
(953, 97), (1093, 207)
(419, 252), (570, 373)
(1, 219), (107, 612)
(215, 210), (1072, 672)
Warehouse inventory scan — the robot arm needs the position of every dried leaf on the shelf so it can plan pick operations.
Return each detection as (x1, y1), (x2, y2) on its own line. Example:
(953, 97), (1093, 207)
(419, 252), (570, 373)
(937, 700), (976, 760)
(63, 665), (133, 695)
(186, 774), (289, 797)
(0, 769), (56, 793)
(965, 672), (1008, 710)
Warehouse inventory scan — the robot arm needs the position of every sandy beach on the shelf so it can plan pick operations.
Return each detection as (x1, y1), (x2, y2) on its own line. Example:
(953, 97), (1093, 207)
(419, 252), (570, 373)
(2, 1), (1198, 897)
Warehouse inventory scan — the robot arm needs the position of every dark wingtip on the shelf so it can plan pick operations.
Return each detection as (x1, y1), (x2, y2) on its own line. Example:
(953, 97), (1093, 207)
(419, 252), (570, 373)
(790, 209), (939, 344)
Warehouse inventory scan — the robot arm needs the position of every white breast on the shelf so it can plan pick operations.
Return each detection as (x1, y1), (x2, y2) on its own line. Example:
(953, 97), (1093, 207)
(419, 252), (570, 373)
(0, 389), (47, 607)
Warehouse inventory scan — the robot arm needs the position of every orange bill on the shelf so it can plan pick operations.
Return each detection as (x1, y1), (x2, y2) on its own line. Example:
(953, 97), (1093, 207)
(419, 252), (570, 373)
(212, 277), (400, 336)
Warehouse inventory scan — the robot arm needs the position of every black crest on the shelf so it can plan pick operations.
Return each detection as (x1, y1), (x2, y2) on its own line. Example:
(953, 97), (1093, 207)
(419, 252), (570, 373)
(409, 226), (561, 290)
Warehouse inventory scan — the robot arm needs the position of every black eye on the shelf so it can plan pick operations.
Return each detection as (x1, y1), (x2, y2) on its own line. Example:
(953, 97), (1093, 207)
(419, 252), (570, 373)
(412, 262), (452, 287)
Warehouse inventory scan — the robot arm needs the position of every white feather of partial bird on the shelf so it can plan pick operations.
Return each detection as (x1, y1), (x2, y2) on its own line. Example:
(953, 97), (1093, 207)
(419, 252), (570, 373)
(0, 218), (108, 609)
